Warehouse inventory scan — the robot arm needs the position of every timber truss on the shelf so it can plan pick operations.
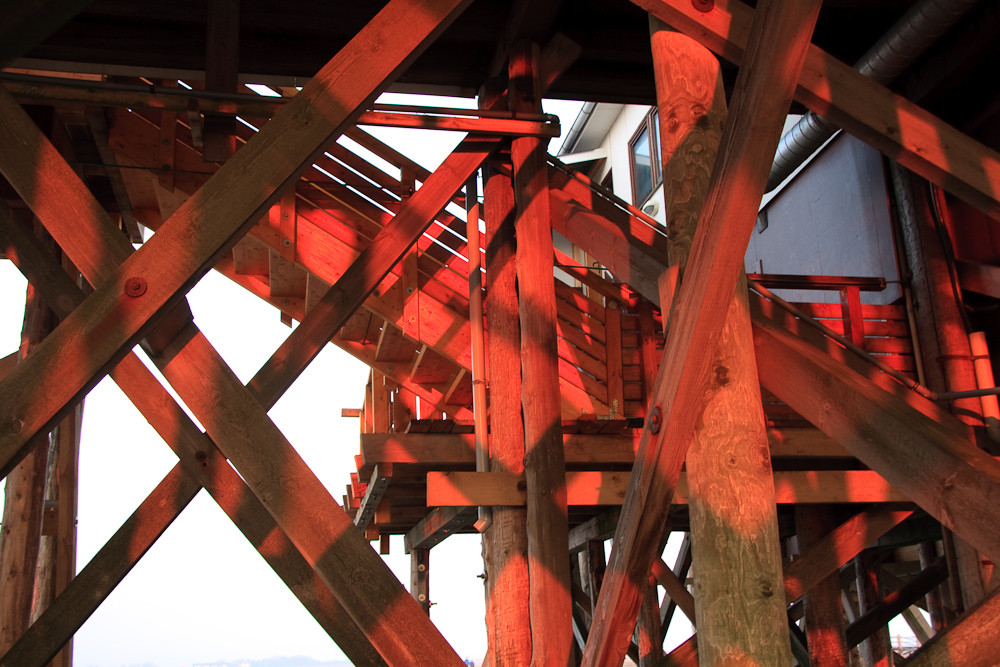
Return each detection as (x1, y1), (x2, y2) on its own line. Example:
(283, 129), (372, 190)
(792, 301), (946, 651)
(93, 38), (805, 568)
(2, 0), (1000, 665)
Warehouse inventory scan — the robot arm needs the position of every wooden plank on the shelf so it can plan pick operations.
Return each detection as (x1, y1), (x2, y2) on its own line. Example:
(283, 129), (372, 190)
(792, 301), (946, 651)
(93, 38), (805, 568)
(403, 506), (476, 553)
(427, 470), (909, 506)
(584, 2), (821, 663)
(481, 151), (531, 666)
(0, 464), (200, 667)
(604, 300), (625, 418)
(795, 507), (849, 666)
(785, 508), (912, 602)
(358, 429), (847, 475)
(633, 0), (1000, 220)
(905, 585), (1000, 666)
(568, 510), (620, 553)
(246, 137), (498, 410)
(0, 213), (386, 665)
(0, 0), (474, 480)
(650, 19), (789, 663)
(354, 463), (394, 530)
(509, 40), (571, 665)
(753, 312), (1000, 564)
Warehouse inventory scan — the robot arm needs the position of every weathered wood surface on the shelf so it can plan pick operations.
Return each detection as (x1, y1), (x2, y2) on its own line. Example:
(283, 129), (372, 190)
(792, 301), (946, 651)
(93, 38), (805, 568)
(509, 40), (572, 666)
(0, 464), (200, 667)
(753, 312), (1000, 564)
(1, 166), (386, 666)
(582, 1), (821, 663)
(651, 21), (790, 665)
(905, 584), (1000, 667)
(0, 0), (473, 479)
(426, 470), (908, 506)
(481, 155), (531, 665)
(247, 137), (498, 410)
(633, 0), (1000, 220)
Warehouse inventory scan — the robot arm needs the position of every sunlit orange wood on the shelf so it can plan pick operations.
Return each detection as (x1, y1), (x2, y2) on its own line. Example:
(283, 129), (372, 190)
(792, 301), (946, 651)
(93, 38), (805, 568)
(509, 40), (572, 666)
(753, 310), (1000, 564)
(583, 1), (821, 663)
(633, 0), (1000, 220)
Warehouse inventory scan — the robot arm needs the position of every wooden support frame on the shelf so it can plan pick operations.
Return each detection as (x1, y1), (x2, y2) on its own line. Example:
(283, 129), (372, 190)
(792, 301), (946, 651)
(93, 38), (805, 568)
(0, 2), (476, 662)
(582, 1), (821, 663)
(0, 0), (474, 479)
(1, 464), (201, 666)
(905, 584), (1000, 666)
(354, 463), (394, 530)
(509, 40), (572, 666)
(632, 0), (1000, 220)
(403, 507), (476, 553)
(0, 201), (386, 666)
(753, 311), (1000, 564)
(246, 137), (499, 410)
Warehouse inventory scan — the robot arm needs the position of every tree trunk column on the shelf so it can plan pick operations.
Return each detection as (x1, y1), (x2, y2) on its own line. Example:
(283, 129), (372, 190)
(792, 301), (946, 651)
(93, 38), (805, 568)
(509, 40), (572, 666)
(651, 22), (791, 664)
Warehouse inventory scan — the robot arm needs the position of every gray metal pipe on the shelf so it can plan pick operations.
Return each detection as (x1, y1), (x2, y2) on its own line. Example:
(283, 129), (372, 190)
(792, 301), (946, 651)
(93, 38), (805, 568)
(766, 0), (981, 192)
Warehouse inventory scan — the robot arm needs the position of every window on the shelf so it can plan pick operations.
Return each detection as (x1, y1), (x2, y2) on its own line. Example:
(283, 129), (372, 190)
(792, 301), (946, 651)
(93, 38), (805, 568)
(628, 109), (661, 204)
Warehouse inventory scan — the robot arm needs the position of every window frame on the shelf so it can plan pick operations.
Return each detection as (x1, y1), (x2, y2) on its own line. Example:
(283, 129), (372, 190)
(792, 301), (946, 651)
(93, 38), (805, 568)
(627, 109), (661, 205)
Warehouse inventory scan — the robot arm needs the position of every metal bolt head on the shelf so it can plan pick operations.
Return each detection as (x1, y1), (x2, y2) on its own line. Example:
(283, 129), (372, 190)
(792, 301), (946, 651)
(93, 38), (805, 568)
(417, 593), (427, 602)
(649, 406), (662, 434)
(282, 239), (292, 247)
(692, 0), (714, 12)
(124, 277), (147, 297)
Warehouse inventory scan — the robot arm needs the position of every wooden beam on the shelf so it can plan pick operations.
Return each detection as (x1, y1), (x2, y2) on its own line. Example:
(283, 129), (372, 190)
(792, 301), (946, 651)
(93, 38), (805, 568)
(753, 312), (1000, 564)
(568, 510), (620, 553)
(1, 201), (386, 665)
(784, 509), (913, 603)
(481, 142), (531, 666)
(583, 1), (821, 663)
(0, 464), (200, 666)
(845, 558), (947, 649)
(354, 463), (394, 530)
(904, 584), (1000, 666)
(632, 0), (1000, 220)
(403, 507), (476, 553)
(0, 0), (474, 480)
(509, 40), (571, 666)
(426, 470), (908, 506)
(358, 429), (848, 474)
(246, 138), (498, 410)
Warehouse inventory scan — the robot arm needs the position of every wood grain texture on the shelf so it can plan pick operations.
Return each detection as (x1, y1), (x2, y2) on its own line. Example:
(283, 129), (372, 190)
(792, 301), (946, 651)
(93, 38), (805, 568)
(633, 0), (1000, 220)
(0, 0), (474, 479)
(482, 160), (531, 666)
(2, 178), (386, 665)
(509, 40), (572, 666)
(247, 137), (497, 410)
(753, 313), (1000, 564)
(583, 2), (821, 664)
(905, 584), (1000, 667)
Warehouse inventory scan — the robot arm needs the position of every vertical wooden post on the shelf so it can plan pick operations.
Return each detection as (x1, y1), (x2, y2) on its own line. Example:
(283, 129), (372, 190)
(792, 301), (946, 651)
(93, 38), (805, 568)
(650, 21), (791, 665)
(796, 507), (850, 665)
(51, 402), (81, 667)
(203, 0), (240, 161)
(637, 583), (664, 665)
(482, 152), (530, 664)
(0, 254), (59, 653)
(411, 547), (431, 615)
(854, 551), (891, 666)
(891, 163), (989, 610)
(604, 300), (625, 418)
(509, 40), (571, 666)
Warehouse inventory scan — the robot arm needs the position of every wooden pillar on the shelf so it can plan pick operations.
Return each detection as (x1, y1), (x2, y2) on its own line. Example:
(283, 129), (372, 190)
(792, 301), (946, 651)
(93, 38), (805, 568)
(482, 156), (530, 665)
(651, 22), (791, 665)
(796, 507), (850, 666)
(891, 163), (989, 611)
(637, 582), (664, 665)
(0, 249), (59, 653)
(509, 40), (571, 666)
(411, 547), (430, 615)
(854, 551), (891, 666)
(203, 0), (240, 161)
